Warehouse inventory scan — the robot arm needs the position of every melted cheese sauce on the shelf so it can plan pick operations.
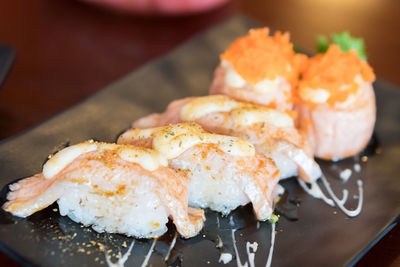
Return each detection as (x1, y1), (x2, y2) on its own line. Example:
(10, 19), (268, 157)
(43, 143), (97, 179)
(43, 141), (168, 179)
(231, 108), (293, 128)
(180, 95), (294, 128)
(132, 122), (255, 159)
(180, 95), (241, 121)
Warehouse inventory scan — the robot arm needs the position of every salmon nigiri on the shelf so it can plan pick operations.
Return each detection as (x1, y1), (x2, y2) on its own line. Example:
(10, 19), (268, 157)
(118, 122), (280, 221)
(3, 141), (205, 238)
(297, 45), (376, 160)
(132, 95), (321, 183)
(210, 28), (307, 111)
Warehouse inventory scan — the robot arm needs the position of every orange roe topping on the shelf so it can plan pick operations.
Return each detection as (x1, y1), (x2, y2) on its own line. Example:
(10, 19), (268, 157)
(221, 28), (307, 86)
(299, 45), (375, 106)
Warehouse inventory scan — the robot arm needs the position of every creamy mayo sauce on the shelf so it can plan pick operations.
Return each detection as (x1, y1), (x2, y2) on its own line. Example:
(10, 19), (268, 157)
(222, 60), (291, 96)
(180, 95), (294, 128)
(180, 95), (241, 121)
(43, 143), (97, 179)
(43, 141), (168, 179)
(299, 87), (330, 103)
(231, 108), (293, 128)
(253, 76), (290, 95)
(222, 60), (246, 88)
(132, 122), (255, 159)
(297, 179), (335, 207)
(300, 75), (368, 107)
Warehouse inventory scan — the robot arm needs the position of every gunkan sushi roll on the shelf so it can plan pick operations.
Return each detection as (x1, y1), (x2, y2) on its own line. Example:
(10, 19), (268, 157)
(297, 45), (376, 160)
(210, 28), (307, 111)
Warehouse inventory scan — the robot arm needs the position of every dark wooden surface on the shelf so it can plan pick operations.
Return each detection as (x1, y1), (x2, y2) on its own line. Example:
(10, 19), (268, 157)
(0, 0), (398, 266)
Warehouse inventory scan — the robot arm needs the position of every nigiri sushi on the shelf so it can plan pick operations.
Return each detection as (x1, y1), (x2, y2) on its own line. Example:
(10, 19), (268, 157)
(210, 28), (307, 111)
(133, 95), (321, 183)
(118, 122), (280, 221)
(2, 141), (205, 239)
(297, 45), (376, 160)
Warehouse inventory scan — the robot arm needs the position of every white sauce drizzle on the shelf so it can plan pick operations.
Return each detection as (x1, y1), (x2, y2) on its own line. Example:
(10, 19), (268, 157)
(320, 175), (364, 217)
(141, 239), (157, 267)
(219, 253), (233, 264)
(246, 242), (258, 267)
(231, 229), (248, 267)
(339, 168), (352, 182)
(216, 235), (223, 248)
(354, 163), (361, 173)
(105, 241), (135, 267)
(164, 232), (177, 261)
(265, 223), (276, 267)
(297, 179), (335, 207)
(231, 224), (276, 267)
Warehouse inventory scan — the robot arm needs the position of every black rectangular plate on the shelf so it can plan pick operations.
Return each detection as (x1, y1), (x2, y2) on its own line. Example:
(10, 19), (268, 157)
(0, 16), (399, 267)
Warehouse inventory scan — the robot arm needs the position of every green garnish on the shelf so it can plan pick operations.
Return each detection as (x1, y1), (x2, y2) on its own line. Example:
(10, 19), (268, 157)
(317, 31), (367, 60)
(268, 214), (279, 224)
(316, 35), (330, 54)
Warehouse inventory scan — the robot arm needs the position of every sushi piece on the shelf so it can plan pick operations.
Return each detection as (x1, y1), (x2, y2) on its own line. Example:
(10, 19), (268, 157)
(297, 45), (376, 160)
(118, 122), (280, 221)
(132, 95), (321, 183)
(2, 141), (205, 239)
(210, 28), (307, 111)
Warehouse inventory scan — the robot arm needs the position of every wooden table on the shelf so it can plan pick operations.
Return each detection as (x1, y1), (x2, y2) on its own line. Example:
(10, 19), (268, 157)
(0, 0), (399, 266)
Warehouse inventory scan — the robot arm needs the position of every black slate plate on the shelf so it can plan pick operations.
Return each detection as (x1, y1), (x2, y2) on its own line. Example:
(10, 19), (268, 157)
(0, 16), (399, 267)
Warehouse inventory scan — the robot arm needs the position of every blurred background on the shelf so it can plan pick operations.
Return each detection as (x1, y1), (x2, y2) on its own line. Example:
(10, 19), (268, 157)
(0, 0), (399, 266)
